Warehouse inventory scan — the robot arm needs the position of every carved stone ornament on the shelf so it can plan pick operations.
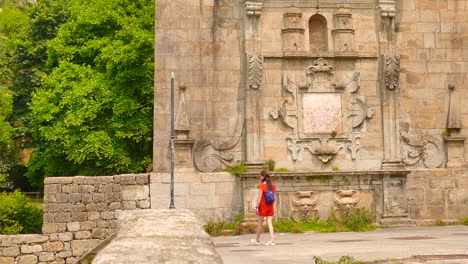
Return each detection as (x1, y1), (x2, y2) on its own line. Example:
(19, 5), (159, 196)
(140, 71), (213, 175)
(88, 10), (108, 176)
(281, 8), (305, 52)
(334, 190), (359, 218)
(291, 191), (318, 222)
(245, 0), (263, 16)
(270, 59), (374, 163)
(247, 54), (264, 89)
(384, 54), (400, 90)
(349, 96), (375, 129)
(400, 129), (444, 169)
(306, 58), (335, 89)
(379, 0), (396, 17)
(175, 85), (190, 139)
(347, 133), (360, 160)
(306, 138), (342, 163)
(194, 103), (244, 172)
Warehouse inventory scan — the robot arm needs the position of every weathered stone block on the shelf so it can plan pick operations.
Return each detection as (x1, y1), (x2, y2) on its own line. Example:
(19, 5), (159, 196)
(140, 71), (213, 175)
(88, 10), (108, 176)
(88, 212), (100, 221)
(44, 195), (57, 203)
(96, 220), (110, 228)
(3, 246), (19, 257)
(92, 193), (106, 203)
(98, 184), (112, 193)
(85, 203), (97, 211)
(42, 223), (59, 234)
(122, 200), (136, 210)
(448, 205), (468, 218)
(448, 189), (468, 204)
(15, 234), (49, 244)
(135, 174), (150, 184)
(18, 255), (37, 264)
(108, 202), (122, 210)
(80, 221), (96, 231)
(91, 228), (106, 239)
(79, 185), (95, 193)
(426, 205), (446, 218)
(61, 184), (78, 193)
(58, 250), (72, 258)
(425, 189), (446, 205)
(44, 184), (60, 194)
(137, 200), (150, 209)
(45, 177), (73, 184)
(39, 252), (55, 262)
(100, 211), (115, 220)
(67, 222), (80, 232)
(71, 240), (100, 257)
(54, 212), (71, 223)
(43, 241), (64, 252)
(20, 244), (42, 254)
(187, 195), (212, 209)
(0, 257), (14, 264)
(69, 193), (82, 203)
(58, 232), (74, 241)
(71, 212), (88, 222)
(81, 193), (93, 203)
(74, 231), (92, 240)
(455, 177), (468, 188)
(114, 175), (136, 185)
(406, 188), (425, 205)
(96, 202), (109, 211)
(121, 185), (149, 201)
(100, 176), (114, 184)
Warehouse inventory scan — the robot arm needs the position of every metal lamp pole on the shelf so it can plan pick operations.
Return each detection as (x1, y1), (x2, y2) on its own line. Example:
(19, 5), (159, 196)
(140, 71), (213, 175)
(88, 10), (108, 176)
(169, 72), (176, 209)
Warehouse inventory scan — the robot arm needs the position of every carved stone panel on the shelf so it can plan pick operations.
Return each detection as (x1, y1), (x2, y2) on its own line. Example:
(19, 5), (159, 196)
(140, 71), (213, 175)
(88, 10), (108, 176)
(302, 93), (343, 134)
(282, 8), (305, 52)
(384, 54), (400, 90)
(383, 176), (408, 217)
(334, 189), (359, 219)
(291, 191), (318, 222)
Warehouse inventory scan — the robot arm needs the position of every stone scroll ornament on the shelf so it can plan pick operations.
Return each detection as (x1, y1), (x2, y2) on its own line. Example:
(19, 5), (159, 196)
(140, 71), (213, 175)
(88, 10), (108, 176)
(400, 130), (444, 168)
(291, 191), (318, 222)
(247, 54), (263, 89)
(193, 102), (244, 172)
(384, 54), (400, 90)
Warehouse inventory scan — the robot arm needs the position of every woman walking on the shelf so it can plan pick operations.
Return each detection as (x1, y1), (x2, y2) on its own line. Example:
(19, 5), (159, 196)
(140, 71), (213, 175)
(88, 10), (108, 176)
(251, 170), (277, 246)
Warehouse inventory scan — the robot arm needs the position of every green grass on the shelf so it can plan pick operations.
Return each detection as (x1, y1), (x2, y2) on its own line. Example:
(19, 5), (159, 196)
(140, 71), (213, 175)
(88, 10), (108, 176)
(314, 256), (359, 264)
(205, 209), (376, 236)
(459, 217), (468, 225)
(306, 175), (333, 181)
(435, 220), (446, 226)
(223, 162), (248, 175)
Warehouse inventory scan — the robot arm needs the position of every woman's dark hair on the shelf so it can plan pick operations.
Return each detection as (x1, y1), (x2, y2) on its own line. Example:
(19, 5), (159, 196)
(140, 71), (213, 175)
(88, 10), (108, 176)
(260, 170), (273, 190)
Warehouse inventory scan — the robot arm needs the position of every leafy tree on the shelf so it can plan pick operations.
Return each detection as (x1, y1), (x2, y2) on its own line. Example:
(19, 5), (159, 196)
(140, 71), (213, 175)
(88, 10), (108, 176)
(0, 1), (27, 188)
(0, 190), (43, 234)
(27, 0), (154, 187)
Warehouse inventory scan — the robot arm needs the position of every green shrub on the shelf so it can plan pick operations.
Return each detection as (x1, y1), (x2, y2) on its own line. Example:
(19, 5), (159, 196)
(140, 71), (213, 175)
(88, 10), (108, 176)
(204, 220), (225, 236)
(224, 162), (248, 175)
(263, 160), (275, 171)
(341, 208), (375, 232)
(0, 190), (43, 234)
(435, 220), (446, 226)
(272, 219), (303, 233)
(274, 168), (289, 172)
(460, 217), (468, 225)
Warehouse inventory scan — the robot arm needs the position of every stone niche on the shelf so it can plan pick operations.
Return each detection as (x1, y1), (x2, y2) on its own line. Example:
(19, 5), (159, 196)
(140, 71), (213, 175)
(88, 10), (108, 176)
(241, 170), (410, 222)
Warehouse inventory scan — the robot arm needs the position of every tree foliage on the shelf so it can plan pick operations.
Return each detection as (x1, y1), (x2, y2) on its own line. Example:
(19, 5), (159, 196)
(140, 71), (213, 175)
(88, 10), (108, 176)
(27, 0), (154, 187)
(0, 190), (43, 234)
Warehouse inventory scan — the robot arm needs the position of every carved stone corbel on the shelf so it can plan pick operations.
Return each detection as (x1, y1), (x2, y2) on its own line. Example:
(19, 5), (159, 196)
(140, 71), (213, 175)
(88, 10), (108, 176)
(334, 190), (359, 219)
(378, 0), (396, 41)
(306, 138), (342, 163)
(244, 0), (263, 39)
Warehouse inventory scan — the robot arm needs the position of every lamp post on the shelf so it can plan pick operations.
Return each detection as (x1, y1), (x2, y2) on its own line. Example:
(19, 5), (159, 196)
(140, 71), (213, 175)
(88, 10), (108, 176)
(169, 72), (175, 209)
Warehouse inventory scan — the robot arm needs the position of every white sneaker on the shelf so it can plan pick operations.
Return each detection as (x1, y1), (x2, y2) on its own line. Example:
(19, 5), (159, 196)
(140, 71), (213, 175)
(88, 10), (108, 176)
(266, 240), (275, 246)
(250, 239), (260, 245)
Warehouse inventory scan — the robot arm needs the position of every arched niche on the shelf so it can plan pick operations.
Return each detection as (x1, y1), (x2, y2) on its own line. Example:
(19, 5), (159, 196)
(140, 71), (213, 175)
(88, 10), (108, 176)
(309, 14), (328, 52)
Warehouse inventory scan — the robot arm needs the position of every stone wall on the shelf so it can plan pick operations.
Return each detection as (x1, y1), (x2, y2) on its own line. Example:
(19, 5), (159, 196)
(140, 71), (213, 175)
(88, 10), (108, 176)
(0, 174), (150, 264)
(406, 168), (468, 220)
(150, 172), (242, 222)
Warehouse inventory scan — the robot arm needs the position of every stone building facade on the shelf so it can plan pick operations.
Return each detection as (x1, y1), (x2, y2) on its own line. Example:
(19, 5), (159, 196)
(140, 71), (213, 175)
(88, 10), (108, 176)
(154, 0), (468, 222)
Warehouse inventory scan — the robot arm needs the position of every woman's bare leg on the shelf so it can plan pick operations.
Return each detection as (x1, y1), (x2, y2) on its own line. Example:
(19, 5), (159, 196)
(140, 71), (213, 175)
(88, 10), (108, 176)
(266, 216), (274, 242)
(256, 215), (263, 242)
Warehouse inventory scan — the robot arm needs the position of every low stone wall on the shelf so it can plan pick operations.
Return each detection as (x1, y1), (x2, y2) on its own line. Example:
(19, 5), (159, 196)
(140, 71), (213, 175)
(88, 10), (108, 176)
(406, 168), (468, 220)
(0, 174), (150, 264)
(150, 172), (242, 222)
(92, 210), (222, 264)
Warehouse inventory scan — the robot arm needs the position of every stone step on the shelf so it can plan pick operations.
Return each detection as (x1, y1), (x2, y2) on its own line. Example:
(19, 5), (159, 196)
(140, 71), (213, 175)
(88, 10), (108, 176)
(379, 217), (417, 227)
